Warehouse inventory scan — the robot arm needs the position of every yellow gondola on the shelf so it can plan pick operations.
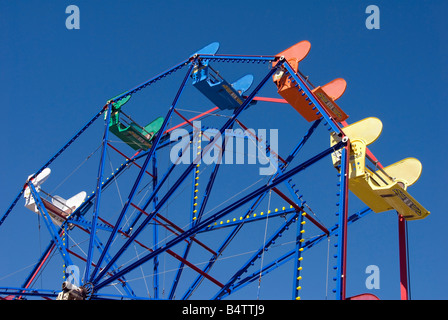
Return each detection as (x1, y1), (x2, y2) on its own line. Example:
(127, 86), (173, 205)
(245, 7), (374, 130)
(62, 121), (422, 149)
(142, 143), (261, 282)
(331, 117), (429, 221)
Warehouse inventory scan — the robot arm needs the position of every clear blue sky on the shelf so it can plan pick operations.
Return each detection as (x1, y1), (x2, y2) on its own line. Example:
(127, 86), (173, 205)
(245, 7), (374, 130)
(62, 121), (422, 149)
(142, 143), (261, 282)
(1, 0), (447, 300)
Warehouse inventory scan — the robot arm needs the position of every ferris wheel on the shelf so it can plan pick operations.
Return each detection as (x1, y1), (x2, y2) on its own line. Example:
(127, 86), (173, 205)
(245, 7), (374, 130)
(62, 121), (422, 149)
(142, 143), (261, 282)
(0, 41), (429, 300)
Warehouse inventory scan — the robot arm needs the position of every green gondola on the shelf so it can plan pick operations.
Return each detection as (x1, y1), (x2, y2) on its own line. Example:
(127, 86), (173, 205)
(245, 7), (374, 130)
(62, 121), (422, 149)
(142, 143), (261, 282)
(108, 94), (164, 151)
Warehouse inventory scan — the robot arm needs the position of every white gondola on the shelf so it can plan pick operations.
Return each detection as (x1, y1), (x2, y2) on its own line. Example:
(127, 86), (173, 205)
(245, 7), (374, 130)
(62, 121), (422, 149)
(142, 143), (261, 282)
(24, 168), (86, 227)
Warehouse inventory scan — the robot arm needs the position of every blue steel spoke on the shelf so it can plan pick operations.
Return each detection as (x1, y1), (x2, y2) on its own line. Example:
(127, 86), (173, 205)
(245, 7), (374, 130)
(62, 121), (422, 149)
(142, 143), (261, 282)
(93, 140), (345, 292)
(125, 129), (195, 233)
(213, 211), (301, 300)
(0, 44), (374, 301)
(89, 61), (197, 283)
(169, 143), (224, 299)
(91, 59), (284, 288)
(84, 103), (112, 282)
(223, 207), (373, 298)
(27, 183), (74, 269)
(182, 120), (321, 299)
(90, 234), (136, 298)
(152, 152), (160, 299)
(334, 142), (350, 300)
(110, 59), (189, 103)
(282, 62), (343, 134)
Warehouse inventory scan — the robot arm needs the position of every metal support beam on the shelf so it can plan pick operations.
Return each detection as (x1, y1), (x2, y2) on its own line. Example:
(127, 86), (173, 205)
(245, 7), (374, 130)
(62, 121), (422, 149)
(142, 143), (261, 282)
(198, 55), (276, 64)
(182, 119), (323, 298)
(84, 103), (112, 282)
(93, 140), (345, 291)
(110, 59), (189, 103)
(226, 207), (373, 298)
(27, 183), (74, 269)
(334, 141), (350, 300)
(91, 59), (284, 288)
(398, 214), (409, 300)
(20, 232), (61, 291)
(182, 172), (270, 300)
(169, 115), (229, 298)
(152, 152), (159, 299)
(89, 62), (196, 283)
(272, 186), (328, 235)
(282, 62), (343, 134)
(213, 211), (301, 300)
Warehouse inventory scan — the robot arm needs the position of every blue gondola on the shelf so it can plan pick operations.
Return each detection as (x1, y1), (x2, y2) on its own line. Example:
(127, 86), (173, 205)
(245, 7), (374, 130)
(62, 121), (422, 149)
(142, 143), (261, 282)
(191, 42), (255, 110)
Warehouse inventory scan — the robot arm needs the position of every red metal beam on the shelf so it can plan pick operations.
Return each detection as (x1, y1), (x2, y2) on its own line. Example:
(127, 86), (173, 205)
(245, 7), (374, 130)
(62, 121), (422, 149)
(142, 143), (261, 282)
(251, 96), (288, 104)
(398, 215), (409, 300)
(164, 106), (219, 134)
(340, 120), (409, 300)
(272, 187), (329, 236)
(164, 97), (287, 136)
(235, 119), (287, 165)
(130, 203), (217, 256)
(98, 214), (224, 289)
(21, 230), (63, 294)
(107, 142), (155, 179)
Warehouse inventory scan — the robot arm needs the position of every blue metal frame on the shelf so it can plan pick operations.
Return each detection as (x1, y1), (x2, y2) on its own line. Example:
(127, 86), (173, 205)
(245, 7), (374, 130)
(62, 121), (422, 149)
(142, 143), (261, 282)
(182, 119), (322, 299)
(290, 196), (306, 300)
(90, 58), (285, 290)
(168, 136), (223, 299)
(152, 151), (160, 299)
(282, 61), (343, 135)
(92, 139), (345, 292)
(89, 62), (198, 285)
(84, 103), (112, 282)
(167, 129), (203, 299)
(0, 286), (148, 300)
(0, 46), (370, 301)
(89, 61), (197, 284)
(220, 207), (372, 297)
(198, 54), (277, 63)
(110, 59), (190, 104)
(334, 142), (350, 300)
(27, 182), (74, 269)
(0, 59), (195, 298)
(213, 210), (301, 300)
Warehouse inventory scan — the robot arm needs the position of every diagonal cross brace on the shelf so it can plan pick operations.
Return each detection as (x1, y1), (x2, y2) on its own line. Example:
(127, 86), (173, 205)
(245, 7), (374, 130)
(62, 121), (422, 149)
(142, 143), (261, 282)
(93, 140), (345, 291)
(91, 58), (285, 287)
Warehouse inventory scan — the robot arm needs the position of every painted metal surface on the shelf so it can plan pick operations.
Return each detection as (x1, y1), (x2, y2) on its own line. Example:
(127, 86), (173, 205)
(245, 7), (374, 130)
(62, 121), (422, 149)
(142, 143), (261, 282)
(0, 41), (427, 301)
